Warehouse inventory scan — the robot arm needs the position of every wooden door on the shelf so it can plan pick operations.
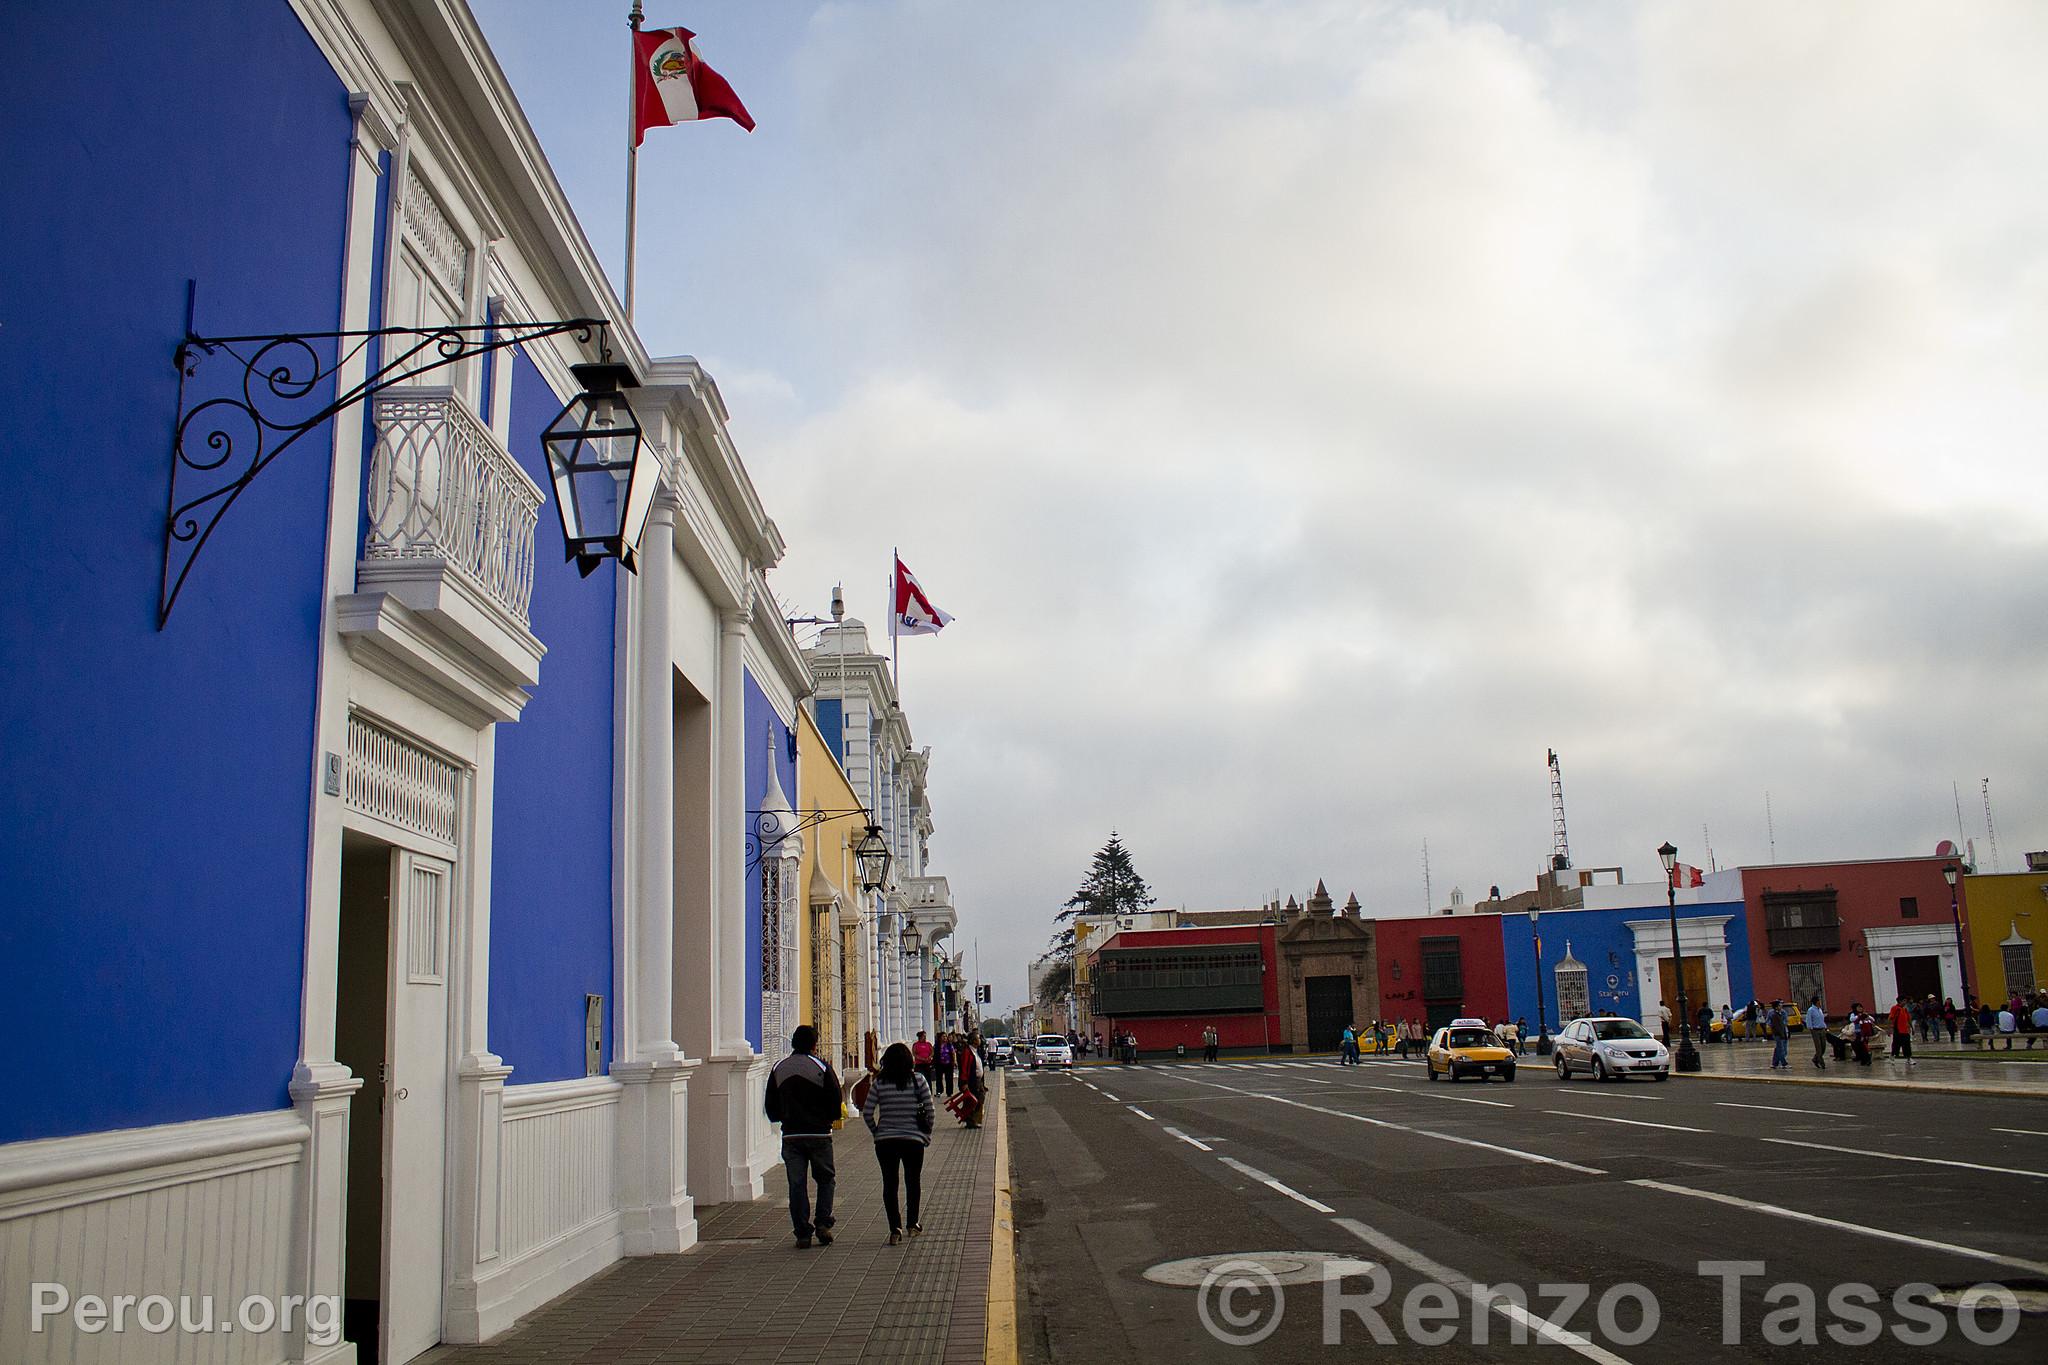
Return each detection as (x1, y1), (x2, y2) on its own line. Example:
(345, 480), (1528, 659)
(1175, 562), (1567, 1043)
(1657, 955), (1709, 1024)
(384, 851), (451, 1364)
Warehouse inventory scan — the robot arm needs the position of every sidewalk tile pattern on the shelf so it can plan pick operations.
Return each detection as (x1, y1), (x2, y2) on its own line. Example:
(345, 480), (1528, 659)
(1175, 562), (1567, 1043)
(417, 1086), (998, 1365)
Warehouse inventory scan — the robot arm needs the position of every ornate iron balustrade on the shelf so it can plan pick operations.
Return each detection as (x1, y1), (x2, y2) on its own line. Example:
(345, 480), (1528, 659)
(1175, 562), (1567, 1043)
(364, 388), (543, 624)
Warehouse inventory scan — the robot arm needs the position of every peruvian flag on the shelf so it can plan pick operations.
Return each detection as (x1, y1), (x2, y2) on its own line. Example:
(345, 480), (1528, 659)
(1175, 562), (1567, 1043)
(893, 556), (954, 637)
(632, 26), (755, 146)
(1668, 862), (1706, 889)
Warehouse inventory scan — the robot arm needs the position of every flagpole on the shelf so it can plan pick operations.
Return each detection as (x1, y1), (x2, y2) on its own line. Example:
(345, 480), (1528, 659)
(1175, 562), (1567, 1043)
(890, 550), (900, 691)
(624, 2), (643, 323)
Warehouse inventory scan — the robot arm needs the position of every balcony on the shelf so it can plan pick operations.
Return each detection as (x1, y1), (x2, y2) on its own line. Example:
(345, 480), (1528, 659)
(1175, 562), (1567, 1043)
(904, 875), (957, 939)
(337, 388), (547, 724)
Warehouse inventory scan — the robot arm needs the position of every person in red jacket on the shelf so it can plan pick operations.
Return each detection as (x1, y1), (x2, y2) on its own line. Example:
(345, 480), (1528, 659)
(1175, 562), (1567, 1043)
(1886, 998), (1916, 1066)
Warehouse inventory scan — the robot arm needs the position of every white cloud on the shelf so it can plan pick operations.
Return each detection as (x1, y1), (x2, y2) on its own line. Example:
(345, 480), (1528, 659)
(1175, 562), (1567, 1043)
(475, 0), (2048, 1013)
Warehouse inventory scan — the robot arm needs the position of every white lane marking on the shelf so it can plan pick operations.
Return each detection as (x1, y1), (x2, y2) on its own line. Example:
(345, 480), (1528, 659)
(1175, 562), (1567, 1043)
(1542, 1109), (1707, 1134)
(1305, 1078), (1333, 1085)
(1082, 1083), (1100, 1092)
(1363, 1084), (1513, 1109)
(1170, 1074), (1603, 1174)
(1333, 1218), (1635, 1365)
(1127, 1105), (1154, 1120)
(1762, 1136), (2048, 1179)
(1163, 1126), (1214, 1151)
(1101, 1092), (1121, 1101)
(1218, 1157), (1337, 1214)
(1631, 1180), (2048, 1278)
(1549, 1087), (1664, 1101)
(1717, 1101), (1853, 1119)
(1993, 1127), (2048, 1137)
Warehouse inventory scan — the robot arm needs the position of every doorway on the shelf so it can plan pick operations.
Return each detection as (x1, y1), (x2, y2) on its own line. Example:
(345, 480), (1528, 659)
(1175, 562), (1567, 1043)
(1657, 955), (1710, 1033)
(1893, 954), (1942, 1005)
(1304, 976), (1353, 1052)
(336, 833), (453, 1365)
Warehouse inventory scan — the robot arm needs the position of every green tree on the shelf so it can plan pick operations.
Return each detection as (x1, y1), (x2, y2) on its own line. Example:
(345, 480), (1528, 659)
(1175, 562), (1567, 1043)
(1047, 831), (1156, 957)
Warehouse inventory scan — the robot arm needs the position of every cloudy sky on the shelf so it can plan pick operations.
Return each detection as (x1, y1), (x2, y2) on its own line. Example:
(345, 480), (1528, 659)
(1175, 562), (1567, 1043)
(470, 0), (2048, 1014)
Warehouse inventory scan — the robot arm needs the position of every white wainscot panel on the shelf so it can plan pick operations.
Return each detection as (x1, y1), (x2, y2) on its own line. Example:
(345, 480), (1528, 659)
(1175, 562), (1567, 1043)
(500, 1080), (619, 1259)
(0, 1111), (307, 1365)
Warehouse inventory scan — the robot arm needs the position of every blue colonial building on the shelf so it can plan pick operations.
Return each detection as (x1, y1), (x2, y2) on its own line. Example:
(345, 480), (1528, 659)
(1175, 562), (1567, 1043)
(0, 4), (919, 1364)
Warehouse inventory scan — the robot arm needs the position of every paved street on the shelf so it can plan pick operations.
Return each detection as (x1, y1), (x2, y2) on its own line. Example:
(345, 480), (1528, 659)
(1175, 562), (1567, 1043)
(1009, 1056), (2048, 1363)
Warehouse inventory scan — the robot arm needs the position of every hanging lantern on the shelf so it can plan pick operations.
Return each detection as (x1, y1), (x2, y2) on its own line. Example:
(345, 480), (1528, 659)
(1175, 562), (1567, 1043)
(540, 360), (657, 576)
(854, 821), (892, 893)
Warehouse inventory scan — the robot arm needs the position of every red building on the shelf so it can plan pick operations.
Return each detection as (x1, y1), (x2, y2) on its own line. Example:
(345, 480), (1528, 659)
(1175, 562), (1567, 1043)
(1374, 914), (1510, 1031)
(1740, 855), (1974, 1015)
(1085, 924), (1284, 1055)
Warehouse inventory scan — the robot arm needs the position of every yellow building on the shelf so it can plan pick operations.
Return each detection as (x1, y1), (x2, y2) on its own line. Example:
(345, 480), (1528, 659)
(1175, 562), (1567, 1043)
(797, 706), (871, 1075)
(1965, 867), (2046, 1005)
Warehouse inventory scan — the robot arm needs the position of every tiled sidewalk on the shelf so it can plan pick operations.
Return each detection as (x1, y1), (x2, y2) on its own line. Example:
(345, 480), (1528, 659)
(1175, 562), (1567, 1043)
(419, 1081), (999, 1365)
(1675, 1037), (2048, 1095)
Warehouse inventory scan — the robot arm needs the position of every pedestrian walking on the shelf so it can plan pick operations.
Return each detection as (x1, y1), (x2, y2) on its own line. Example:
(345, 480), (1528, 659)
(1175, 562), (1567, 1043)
(1498, 1018), (1519, 1055)
(1717, 1003), (1733, 1045)
(1848, 1005), (1874, 1066)
(862, 1041), (935, 1245)
(1659, 1002), (1673, 1045)
(1767, 1000), (1790, 1068)
(764, 1024), (843, 1250)
(952, 1032), (984, 1127)
(1340, 1024), (1358, 1065)
(1202, 1024), (1219, 1062)
(935, 1033), (955, 1097)
(1887, 998), (1915, 1066)
(911, 1030), (935, 1089)
(1942, 998), (1959, 1045)
(1804, 996), (1827, 1068)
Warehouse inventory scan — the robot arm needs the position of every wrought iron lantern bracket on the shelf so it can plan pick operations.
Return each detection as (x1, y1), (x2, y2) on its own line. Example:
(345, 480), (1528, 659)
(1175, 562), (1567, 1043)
(161, 301), (611, 627)
(744, 807), (881, 873)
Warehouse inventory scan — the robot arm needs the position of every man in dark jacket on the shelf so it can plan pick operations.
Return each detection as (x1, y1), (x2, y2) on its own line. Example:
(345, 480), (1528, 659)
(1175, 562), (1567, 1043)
(764, 1025), (843, 1249)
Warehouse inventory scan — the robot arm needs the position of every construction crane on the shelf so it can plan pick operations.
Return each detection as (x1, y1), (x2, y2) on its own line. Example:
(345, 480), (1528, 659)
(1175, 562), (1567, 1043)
(1547, 749), (1571, 872)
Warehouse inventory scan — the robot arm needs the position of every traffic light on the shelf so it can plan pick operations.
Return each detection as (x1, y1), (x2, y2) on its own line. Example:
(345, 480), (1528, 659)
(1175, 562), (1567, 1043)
(978, 983), (992, 1004)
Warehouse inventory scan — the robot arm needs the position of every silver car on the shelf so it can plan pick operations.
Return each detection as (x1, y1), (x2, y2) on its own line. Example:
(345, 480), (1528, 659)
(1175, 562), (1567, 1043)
(1553, 1016), (1670, 1082)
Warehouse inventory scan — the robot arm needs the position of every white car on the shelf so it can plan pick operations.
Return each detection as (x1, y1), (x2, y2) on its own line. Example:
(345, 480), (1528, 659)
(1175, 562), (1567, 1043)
(1030, 1034), (1074, 1069)
(988, 1036), (1014, 1066)
(1553, 1016), (1671, 1082)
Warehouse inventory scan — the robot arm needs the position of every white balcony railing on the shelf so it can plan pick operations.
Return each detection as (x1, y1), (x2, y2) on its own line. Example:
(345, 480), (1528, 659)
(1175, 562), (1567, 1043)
(363, 387), (542, 624)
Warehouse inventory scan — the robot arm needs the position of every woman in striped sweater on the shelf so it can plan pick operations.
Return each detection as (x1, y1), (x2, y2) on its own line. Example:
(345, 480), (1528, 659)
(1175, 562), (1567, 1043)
(861, 1041), (936, 1244)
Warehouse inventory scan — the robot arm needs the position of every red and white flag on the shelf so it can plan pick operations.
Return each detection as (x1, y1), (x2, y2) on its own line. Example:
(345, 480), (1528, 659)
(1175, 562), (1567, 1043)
(1668, 862), (1705, 889)
(632, 26), (754, 146)
(893, 556), (953, 637)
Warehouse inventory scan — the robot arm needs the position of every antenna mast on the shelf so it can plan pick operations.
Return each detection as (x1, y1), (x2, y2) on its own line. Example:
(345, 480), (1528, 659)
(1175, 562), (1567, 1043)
(1983, 778), (2003, 873)
(1547, 749), (1571, 871)
(1422, 839), (1434, 915)
(1765, 791), (1777, 863)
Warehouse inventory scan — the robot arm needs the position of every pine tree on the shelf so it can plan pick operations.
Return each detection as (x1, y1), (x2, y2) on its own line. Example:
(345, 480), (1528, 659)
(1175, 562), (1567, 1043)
(1046, 832), (1156, 959)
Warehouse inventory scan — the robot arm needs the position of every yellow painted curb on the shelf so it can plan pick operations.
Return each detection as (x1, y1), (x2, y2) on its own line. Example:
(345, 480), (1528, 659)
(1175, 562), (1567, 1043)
(985, 1070), (1019, 1365)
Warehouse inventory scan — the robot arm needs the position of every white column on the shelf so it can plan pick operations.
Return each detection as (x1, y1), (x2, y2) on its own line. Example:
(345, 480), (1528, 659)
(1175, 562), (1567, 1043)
(689, 599), (769, 1203)
(613, 495), (696, 1255)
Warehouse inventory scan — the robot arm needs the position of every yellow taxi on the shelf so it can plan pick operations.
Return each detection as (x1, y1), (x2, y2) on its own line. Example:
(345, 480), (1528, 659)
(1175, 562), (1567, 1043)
(1425, 1018), (1517, 1083)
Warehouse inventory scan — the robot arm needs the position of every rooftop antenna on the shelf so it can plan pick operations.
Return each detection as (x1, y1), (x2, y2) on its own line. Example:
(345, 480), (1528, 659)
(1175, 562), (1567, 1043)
(1547, 749), (1572, 872)
(1702, 823), (1716, 874)
(1983, 778), (2003, 873)
(1954, 781), (1969, 852)
(1422, 838), (1434, 914)
(1765, 790), (1777, 863)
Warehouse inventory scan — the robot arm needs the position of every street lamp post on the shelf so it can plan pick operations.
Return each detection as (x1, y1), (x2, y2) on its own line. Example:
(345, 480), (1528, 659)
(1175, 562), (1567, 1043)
(1659, 841), (1701, 1073)
(1528, 906), (1552, 1055)
(1943, 863), (1972, 1010)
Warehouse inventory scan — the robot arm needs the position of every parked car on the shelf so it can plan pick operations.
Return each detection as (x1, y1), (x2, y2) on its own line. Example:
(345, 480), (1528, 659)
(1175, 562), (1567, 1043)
(988, 1036), (1014, 1067)
(1425, 1018), (1517, 1083)
(1030, 1034), (1074, 1069)
(1553, 1016), (1670, 1081)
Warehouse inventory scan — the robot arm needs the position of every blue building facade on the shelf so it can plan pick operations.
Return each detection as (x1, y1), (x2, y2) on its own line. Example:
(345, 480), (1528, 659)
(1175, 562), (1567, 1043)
(0, 0), (353, 1150)
(1500, 896), (1755, 1033)
(0, 5), (825, 1364)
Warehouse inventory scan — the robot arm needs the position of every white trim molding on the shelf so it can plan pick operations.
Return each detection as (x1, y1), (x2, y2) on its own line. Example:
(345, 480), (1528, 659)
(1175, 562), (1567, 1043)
(1861, 923), (1967, 1011)
(1625, 914), (1736, 1028)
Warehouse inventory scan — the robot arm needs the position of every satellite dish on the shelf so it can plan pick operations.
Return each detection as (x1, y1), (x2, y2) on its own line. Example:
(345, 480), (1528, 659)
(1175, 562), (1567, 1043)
(1935, 839), (1958, 858)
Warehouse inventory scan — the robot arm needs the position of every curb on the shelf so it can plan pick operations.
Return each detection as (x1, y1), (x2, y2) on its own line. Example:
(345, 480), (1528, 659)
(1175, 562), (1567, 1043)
(985, 1071), (1019, 1365)
(1671, 1069), (2048, 1099)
